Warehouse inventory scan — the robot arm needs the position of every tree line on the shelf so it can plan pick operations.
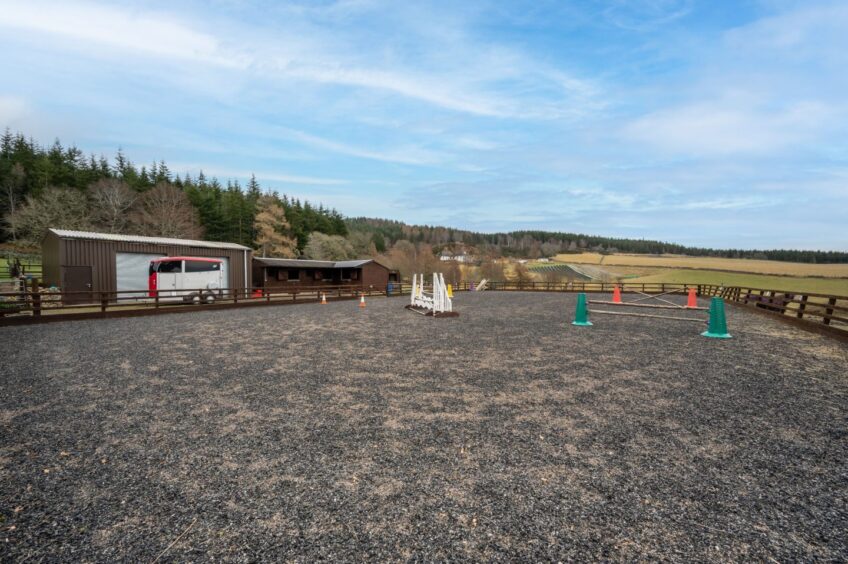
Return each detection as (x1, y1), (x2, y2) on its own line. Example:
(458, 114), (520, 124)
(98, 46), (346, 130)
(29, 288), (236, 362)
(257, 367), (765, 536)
(0, 130), (346, 252)
(346, 218), (848, 264)
(3, 129), (844, 265)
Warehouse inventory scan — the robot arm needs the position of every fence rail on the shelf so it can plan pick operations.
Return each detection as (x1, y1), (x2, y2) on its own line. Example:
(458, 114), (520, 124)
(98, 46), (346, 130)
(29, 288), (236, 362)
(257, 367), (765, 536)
(1, 279), (846, 339)
(0, 281), (411, 325)
(454, 280), (848, 338)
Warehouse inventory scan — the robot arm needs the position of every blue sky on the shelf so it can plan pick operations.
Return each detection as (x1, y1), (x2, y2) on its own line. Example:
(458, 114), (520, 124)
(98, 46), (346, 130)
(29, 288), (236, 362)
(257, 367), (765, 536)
(1, 0), (846, 249)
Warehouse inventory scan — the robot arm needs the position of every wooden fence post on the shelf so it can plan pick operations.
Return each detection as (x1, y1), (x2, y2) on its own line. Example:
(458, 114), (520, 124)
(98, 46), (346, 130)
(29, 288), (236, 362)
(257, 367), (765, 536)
(100, 292), (108, 314)
(29, 278), (41, 317)
(823, 298), (836, 325)
(796, 295), (808, 319)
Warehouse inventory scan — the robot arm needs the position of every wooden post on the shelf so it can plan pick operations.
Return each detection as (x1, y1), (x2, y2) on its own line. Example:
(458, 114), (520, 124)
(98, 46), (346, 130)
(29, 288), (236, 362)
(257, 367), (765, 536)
(30, 278), (41, 317)
(155, 292), (160, 309)
(233, 289), (239, 304)
(823, 297), (836, 325)
(100, 292), (108, 314)
(796, 295), (808, 319)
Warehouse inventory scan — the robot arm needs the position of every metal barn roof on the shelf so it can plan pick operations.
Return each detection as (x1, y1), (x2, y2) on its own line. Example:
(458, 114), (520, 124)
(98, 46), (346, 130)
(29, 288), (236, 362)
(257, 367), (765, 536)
(254, 258), (375, 268)
(48, 229), (251, 251)
(333, 260), (373, 268)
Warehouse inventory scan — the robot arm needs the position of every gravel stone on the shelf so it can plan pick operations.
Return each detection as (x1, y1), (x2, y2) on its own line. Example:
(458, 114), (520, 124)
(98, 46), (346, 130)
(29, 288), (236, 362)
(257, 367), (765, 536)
(1, 292), (846, 561)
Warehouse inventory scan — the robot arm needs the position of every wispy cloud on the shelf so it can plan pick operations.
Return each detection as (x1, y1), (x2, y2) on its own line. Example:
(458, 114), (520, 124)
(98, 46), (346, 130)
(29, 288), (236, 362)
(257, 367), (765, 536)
(602, 0), (695, 31)
(167, 163), (346, 186)
(1, 0), (846, 248)
(0, 1), (247, 67)
(622, 99), (833, 155)
(279, 127), (445, 165)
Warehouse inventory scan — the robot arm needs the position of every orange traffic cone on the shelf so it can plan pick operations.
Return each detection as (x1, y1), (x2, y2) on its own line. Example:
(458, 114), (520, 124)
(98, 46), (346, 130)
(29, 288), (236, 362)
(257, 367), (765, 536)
(686, 287), (697, 308)
(359, 295), (366, 308)
(612, 285), (622, 303)
(321, 293), (327, 304)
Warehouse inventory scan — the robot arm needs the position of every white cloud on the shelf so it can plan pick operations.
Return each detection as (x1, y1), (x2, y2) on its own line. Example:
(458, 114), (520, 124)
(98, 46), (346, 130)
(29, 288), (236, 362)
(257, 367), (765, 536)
(279, 127), (445, 165)
(724, 2), (848, 59)
(0, 0), (247, 67)
(0, 0), (601, 120)
(623, 99), (833, 156)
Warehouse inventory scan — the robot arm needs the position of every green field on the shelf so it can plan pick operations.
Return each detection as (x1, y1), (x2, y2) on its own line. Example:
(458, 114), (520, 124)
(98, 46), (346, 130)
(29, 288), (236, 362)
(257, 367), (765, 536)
(0, 257), (43, 281)
(626, 269), (848, 296)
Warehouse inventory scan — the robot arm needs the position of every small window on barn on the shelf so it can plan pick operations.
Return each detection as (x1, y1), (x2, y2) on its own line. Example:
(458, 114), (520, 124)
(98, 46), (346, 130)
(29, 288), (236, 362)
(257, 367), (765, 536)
(350, 270), (359, 280)
(276, 269), (286, 281)
(288, 269), (300, 281)
(157, 260), (182, 273)
(185, 260), (220, 272)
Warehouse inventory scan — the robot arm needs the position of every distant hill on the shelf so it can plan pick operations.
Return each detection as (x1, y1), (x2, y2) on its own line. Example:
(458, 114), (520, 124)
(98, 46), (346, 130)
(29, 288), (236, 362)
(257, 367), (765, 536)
(346, 217), (848, 264)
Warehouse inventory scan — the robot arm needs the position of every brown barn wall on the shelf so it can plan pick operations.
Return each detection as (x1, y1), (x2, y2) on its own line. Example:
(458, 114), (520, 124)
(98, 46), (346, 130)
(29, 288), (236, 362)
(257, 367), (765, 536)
(44, 236), (251, 293)
(257, 268), (342, 290)
(41, 231), (61, 287)
(361, 262), (390, 289)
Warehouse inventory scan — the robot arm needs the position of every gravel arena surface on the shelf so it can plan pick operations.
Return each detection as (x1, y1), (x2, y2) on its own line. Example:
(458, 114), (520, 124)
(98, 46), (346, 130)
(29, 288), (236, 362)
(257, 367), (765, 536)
(1, 292), (847, 562)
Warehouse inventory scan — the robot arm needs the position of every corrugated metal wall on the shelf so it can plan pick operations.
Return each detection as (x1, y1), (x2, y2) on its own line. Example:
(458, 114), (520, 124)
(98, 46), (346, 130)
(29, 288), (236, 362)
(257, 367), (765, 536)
(48, 237), (251, 293)
(41, 232), (61, 286)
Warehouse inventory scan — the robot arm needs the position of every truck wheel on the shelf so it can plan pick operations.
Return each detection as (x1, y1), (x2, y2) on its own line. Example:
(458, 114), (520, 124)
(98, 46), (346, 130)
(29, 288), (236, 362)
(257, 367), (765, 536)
(191, 293), (202, 305)
(205, 293), (216, 304)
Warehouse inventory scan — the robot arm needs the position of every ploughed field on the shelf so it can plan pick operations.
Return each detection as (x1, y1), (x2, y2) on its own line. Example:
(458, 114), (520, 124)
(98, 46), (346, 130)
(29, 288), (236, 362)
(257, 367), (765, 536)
(1, 292), (846, 561)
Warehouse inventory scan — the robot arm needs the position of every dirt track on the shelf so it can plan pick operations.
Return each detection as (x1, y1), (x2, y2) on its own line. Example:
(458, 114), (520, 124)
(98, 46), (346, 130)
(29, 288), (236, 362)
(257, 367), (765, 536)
(1, 292), (846, 561)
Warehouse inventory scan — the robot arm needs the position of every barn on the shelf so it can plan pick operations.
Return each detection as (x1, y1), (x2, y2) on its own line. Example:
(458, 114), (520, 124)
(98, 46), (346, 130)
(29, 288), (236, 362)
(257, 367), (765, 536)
(252, 258), (397, 291)
(42, 229), (252, 300)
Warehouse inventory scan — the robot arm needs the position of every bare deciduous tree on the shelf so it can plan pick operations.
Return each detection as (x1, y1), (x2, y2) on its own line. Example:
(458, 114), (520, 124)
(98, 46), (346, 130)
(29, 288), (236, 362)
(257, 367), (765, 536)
(3, 163), (26, 242)
(5, 186), (92, 246)
(303, 231), (355, 260)
(131, 182), (203, 239)
(479, 259), (507, 282)
(89, 178), (136, 233)
(383, 240), (441, 279)
(512, 262), (534, 285)
(348, 230), (376, 257)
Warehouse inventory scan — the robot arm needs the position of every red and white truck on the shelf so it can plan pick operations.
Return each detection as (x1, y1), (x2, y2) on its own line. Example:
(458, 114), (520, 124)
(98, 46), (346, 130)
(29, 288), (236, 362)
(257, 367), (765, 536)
(148, 257), (224, 304)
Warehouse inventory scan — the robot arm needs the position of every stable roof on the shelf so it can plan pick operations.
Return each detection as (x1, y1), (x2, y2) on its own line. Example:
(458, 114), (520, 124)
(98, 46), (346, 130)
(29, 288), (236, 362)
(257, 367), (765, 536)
(48, 229), (251, 251)
(254, 258), (376, 269)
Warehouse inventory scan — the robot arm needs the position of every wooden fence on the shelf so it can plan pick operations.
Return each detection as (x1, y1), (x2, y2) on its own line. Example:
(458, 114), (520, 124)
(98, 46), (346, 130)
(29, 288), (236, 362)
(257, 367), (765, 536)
(450, 280), (847, 338)
(1, 279), (846, 340)
(0, 281), (411, 326)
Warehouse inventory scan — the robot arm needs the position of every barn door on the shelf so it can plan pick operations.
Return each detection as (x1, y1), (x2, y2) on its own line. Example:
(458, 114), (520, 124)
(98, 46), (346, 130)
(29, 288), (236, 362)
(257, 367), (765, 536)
(62, 266), (93, 304)
(116, 252), (165, 299)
